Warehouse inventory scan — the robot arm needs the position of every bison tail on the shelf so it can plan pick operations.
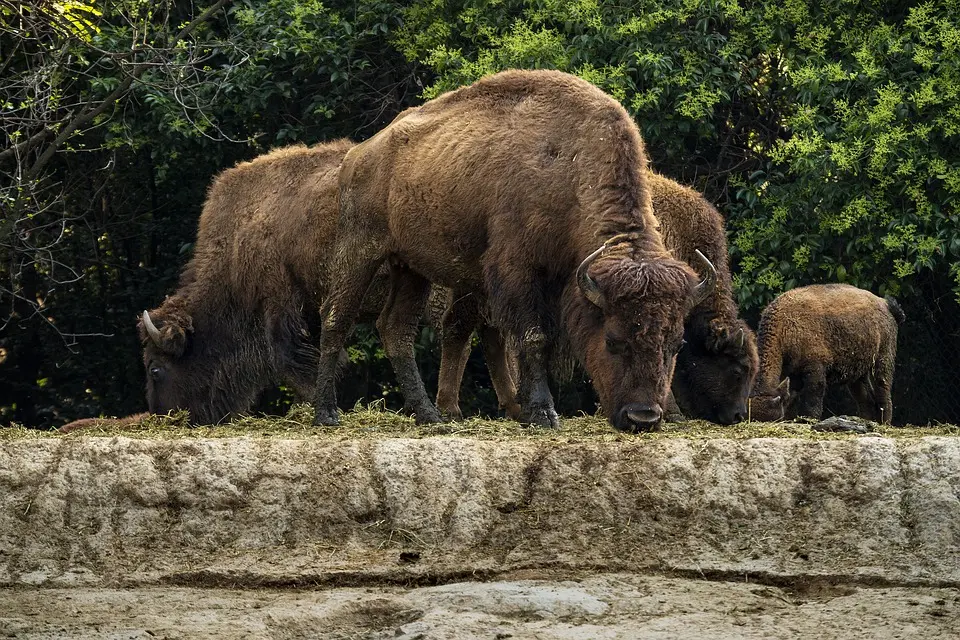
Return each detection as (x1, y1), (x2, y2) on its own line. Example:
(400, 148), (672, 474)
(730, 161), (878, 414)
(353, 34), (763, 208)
(885, 296), (906, 325)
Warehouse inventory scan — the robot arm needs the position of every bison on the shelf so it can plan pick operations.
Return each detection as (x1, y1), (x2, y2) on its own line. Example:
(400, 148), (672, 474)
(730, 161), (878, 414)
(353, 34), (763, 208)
(748, 283), (905, 424)
(313, 69), (716, 431)
(650, 174), (759, 424)
(435, 173), (759, 426)
(137, 139), (519, 425)
(58, 413), (150, 434)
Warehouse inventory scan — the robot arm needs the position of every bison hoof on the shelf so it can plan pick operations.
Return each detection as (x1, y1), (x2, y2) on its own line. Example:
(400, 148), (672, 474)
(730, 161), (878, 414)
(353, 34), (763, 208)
(519, 406), (560, 428)
(437, 405), (464, 422)
(314, 405), (340, 426)
(413, 405), (443, 425)
(502, 402), (523, 422)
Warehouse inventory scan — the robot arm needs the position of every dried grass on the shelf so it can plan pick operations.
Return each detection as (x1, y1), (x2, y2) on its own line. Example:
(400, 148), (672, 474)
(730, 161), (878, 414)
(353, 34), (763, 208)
(2, 402), (956, 441)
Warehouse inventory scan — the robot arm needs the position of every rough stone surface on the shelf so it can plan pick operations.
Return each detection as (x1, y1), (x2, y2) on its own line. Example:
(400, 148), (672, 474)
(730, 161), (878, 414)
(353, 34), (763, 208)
(2, 435), (960, 588)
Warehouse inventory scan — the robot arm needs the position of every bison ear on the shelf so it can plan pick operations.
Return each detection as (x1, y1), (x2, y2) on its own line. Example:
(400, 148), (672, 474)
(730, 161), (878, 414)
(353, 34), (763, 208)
(139, 309), (193, 358)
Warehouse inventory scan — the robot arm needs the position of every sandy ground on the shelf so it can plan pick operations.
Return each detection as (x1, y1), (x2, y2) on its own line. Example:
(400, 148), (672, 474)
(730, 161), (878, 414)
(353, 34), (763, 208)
(3, 427), (960, 637)
(3, 572), (959, 639)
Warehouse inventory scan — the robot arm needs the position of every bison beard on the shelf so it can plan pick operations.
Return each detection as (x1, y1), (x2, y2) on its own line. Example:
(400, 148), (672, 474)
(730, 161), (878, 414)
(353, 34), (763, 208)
(313, 69), (714, 431)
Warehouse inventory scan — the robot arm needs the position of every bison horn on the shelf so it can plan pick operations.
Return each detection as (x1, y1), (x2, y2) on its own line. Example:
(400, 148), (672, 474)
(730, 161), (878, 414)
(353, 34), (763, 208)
(576, 244), (607, 308)
(142, 310), (162, 345)
(738, 327), (745, 348)
(691, 249), (718, 306)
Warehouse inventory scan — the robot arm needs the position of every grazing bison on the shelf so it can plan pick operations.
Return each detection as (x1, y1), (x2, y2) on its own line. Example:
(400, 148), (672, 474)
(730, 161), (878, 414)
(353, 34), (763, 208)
(748, 284), (905, 424)
(435, 174), (759, 426)
(139, 140), (359, 425)
(313, 69), (716, 431)
(138, 140), (520, 425)
(650, 174), (759, 424)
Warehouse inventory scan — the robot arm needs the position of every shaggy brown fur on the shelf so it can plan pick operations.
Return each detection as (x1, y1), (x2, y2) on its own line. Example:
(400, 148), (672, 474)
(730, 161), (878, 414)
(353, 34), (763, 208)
(650, 174), (759, 424)
(138, 140), (360, 424)
(137, 140), (519, 426)
(436, 173), (757, 426)
(749, 284), (904, 424)
(314, 69), (710, 431)
(57, 413), (150, 434)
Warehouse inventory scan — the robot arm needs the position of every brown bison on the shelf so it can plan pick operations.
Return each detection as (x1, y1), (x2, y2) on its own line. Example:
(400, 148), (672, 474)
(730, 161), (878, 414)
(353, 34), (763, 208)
(137, 140), (519, 425)
(313, 69), (716, 431)
(650, 174), (759, 424)
(435, 174), (759, 425)
(748, 284), (905, 423)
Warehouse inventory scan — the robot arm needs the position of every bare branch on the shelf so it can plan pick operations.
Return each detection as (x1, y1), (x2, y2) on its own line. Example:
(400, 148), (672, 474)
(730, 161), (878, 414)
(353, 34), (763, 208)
(1, 0), (234, 170)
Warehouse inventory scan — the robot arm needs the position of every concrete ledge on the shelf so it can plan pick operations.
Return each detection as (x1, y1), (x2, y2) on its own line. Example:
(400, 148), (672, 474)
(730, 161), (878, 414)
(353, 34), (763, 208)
(1, 435), (958, 587)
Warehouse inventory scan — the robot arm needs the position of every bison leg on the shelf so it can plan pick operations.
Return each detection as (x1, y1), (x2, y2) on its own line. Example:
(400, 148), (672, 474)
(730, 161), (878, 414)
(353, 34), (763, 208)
(791, 366), (827, 421)
(848, 379), (882, 422)
(483, 263), (558, 427)
(480, 323), (521, 420)
(873, 335), (897, 425)
(664, 354), (687, 422)
(314, 246), (387, 426)
(514, 328), (560, 428)
(875, 379), (894, 425)
(664, 390), (687, 423)
(435, 291), (521, 421)
(866, 371), (894, 426)
(435, 290), (479, 420)
(377, 262), (442, 424)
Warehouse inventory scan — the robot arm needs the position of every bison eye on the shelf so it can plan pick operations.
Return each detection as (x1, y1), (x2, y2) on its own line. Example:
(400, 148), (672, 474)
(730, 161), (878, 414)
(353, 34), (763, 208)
(149, 365), (162, 382)
(605, 336), (628, 355)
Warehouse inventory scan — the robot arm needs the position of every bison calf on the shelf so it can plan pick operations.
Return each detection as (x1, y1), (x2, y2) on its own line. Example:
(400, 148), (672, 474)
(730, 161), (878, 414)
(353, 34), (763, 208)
(749, 284), (904, 424)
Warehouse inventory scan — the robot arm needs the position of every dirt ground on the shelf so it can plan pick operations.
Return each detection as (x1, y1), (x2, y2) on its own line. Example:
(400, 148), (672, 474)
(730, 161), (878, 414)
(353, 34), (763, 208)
(2, 413), (959, 637)
(3, 572), (959, 639)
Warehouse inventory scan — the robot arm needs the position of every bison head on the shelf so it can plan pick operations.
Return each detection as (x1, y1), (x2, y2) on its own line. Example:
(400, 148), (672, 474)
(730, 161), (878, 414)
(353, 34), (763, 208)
(571, 235), (716, 432)
(671, 319), (759, 424)
(748, 377), (791, 421)
(139, 296), (317, 425)
(138, 305), (205, 420)
(139, 302), (245, 426)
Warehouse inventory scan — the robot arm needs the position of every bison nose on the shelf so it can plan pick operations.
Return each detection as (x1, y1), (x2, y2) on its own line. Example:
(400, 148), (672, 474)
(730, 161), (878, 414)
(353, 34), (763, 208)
(617, 403), (663, 432)
(717, 407), (747, 425)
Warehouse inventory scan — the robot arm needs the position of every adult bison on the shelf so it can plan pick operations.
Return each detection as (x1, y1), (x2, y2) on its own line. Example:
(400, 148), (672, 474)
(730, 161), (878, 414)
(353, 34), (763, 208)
(313, 69), (716, 431)
(748, 284), (904, 424)
(437, 173), (759, 424)
(138, 139), (518, 425)
(650, 174), (759, 424)
(434, 174), (759, 426)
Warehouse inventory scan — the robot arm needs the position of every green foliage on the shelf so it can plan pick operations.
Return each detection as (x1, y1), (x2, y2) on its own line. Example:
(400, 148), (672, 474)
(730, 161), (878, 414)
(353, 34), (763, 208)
(397, 0), (960, 310)
(3, 0), (960, 428)
(733, 1), (960, 306)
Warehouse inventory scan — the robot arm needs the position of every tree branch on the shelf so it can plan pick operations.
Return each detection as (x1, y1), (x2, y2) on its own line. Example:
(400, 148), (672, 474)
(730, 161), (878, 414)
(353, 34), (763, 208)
(1, 0), (233, 172)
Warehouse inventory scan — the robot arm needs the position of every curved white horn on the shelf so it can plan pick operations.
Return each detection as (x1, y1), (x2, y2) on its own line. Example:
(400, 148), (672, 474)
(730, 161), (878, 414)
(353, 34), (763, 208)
(142, 310), (161, 345)
(691, 249), (718, 306)
(576, 245), (607, 308)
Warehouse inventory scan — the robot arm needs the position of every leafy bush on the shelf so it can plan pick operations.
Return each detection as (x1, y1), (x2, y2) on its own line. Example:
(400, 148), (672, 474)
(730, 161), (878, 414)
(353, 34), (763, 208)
(397, 0), (960, 311)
